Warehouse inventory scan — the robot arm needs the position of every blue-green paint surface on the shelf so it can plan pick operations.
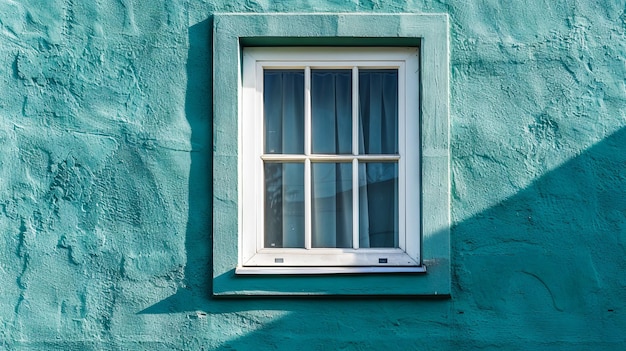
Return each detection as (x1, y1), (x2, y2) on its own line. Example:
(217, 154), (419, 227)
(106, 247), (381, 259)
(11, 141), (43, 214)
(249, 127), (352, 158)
(0, 1), (625, 350)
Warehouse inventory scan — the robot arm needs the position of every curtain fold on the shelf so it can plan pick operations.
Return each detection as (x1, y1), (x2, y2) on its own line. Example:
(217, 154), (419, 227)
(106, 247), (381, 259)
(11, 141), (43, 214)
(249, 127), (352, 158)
(265, 70), (304, 154)
(311, 70), (353, 248)
(358, 70), (399, 248)
(264, 71), (305, 248)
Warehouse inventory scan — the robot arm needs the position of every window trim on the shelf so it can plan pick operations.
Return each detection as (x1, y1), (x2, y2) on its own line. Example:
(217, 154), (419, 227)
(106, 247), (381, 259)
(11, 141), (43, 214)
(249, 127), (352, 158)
(239, 47), (421, 272)
(213, 13), (450, 296)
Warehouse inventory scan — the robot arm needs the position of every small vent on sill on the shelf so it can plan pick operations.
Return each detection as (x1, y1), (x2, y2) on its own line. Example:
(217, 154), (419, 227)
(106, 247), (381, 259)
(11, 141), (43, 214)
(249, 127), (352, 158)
(378, 258), (388, 264)
(274, 258), (284, 263)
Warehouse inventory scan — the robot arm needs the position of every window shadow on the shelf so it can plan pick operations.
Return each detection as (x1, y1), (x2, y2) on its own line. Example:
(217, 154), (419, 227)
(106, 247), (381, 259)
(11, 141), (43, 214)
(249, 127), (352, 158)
(139, 17), (214, 314)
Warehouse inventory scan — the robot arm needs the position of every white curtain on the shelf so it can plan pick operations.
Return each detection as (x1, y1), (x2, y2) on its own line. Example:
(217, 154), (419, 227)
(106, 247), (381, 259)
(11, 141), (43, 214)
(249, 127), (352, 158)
(263, 69), (398, 249)
(311, 70), (353, 248)
(264, 71), (305, 248)
(358, 70), (399, 248)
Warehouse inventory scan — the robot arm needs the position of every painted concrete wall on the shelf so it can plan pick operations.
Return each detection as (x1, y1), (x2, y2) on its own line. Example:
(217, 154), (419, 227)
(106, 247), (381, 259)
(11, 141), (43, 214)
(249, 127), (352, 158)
(0, 0), (624, 350)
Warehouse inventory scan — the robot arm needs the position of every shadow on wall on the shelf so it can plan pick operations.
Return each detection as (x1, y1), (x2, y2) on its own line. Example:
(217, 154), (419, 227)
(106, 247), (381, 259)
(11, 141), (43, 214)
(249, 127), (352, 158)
(140, 18), (626, 348)
(182, 17), (214, 296)
(172, 17), (213, 306)
(449, 125), (626, 346)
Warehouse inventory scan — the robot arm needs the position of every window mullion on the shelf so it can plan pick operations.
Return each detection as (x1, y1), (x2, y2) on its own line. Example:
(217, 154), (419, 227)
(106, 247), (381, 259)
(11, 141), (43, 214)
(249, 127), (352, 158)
(352, 158), (359, 249)
(304, 66), (312, 250)
(305, 66), (311, 157)
(352, 66), (359, 250)
(352, 66), (359, 156)
(305, 159), (311, 250)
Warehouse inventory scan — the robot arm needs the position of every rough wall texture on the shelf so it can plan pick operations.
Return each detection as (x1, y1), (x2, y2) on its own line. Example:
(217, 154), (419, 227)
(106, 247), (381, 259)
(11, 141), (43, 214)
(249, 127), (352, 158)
(0, 0), (624, 350)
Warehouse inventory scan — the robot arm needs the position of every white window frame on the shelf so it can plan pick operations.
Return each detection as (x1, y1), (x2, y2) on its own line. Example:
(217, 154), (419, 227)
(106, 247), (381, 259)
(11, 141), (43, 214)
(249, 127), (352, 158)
(238, 47), (423, 274)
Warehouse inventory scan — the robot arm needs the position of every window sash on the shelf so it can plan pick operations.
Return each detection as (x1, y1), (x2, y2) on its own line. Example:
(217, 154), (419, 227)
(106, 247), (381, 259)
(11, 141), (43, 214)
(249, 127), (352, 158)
(241, 47), (420, 268)
(261, 65), (403, 251)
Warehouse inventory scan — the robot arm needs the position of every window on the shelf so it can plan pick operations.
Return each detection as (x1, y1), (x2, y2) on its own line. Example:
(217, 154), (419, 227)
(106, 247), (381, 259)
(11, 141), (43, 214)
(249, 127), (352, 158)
(212, 13), (450, 296)
(238, 47), (422, 273)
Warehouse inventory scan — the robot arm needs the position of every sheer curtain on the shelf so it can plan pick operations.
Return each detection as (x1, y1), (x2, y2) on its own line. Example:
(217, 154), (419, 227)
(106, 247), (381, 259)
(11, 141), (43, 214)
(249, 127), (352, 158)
(264, 70), (305, 248)
(358, 70), (399, 248)
(263, 68), (398, 249)
(311, 70), (353, 248)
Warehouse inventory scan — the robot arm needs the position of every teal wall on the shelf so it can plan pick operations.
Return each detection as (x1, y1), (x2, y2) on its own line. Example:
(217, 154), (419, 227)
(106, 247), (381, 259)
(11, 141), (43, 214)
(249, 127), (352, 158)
(1, 0), (624, 350)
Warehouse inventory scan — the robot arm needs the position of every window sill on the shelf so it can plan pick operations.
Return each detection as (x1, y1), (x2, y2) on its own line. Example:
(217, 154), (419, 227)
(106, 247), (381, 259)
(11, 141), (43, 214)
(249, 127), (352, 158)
(235, 266), (427, 275)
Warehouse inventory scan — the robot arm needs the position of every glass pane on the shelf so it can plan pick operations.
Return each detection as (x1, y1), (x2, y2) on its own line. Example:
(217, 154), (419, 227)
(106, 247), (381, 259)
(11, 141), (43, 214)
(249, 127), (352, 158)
(264, 163), (305, 248)
(312, 163), (353, 248)
(358, 69), (398, 154)
(359, 162), (398, 248)
(311, 70), (352, 154)
(264, 70), (304, 154)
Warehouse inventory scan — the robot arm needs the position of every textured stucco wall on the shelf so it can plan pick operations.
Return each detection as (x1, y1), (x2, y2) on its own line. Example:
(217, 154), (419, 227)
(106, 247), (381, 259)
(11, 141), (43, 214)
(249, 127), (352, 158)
(1, 0), (625, 350)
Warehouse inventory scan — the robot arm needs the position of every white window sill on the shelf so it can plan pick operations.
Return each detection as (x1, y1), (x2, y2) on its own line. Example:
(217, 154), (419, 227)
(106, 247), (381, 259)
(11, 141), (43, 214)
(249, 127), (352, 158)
(235, 266), (427, 275)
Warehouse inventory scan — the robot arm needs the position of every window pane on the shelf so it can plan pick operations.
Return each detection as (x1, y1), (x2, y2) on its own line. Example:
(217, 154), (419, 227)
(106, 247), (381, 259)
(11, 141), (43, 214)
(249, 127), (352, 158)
(312, 163), (353, 248)
(358, 69), (398, 154)
(359, 162), (398, 248)
(264, 70), (304, 154)
(311, 70), (352, 154)
(264, 163), (305, 248)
